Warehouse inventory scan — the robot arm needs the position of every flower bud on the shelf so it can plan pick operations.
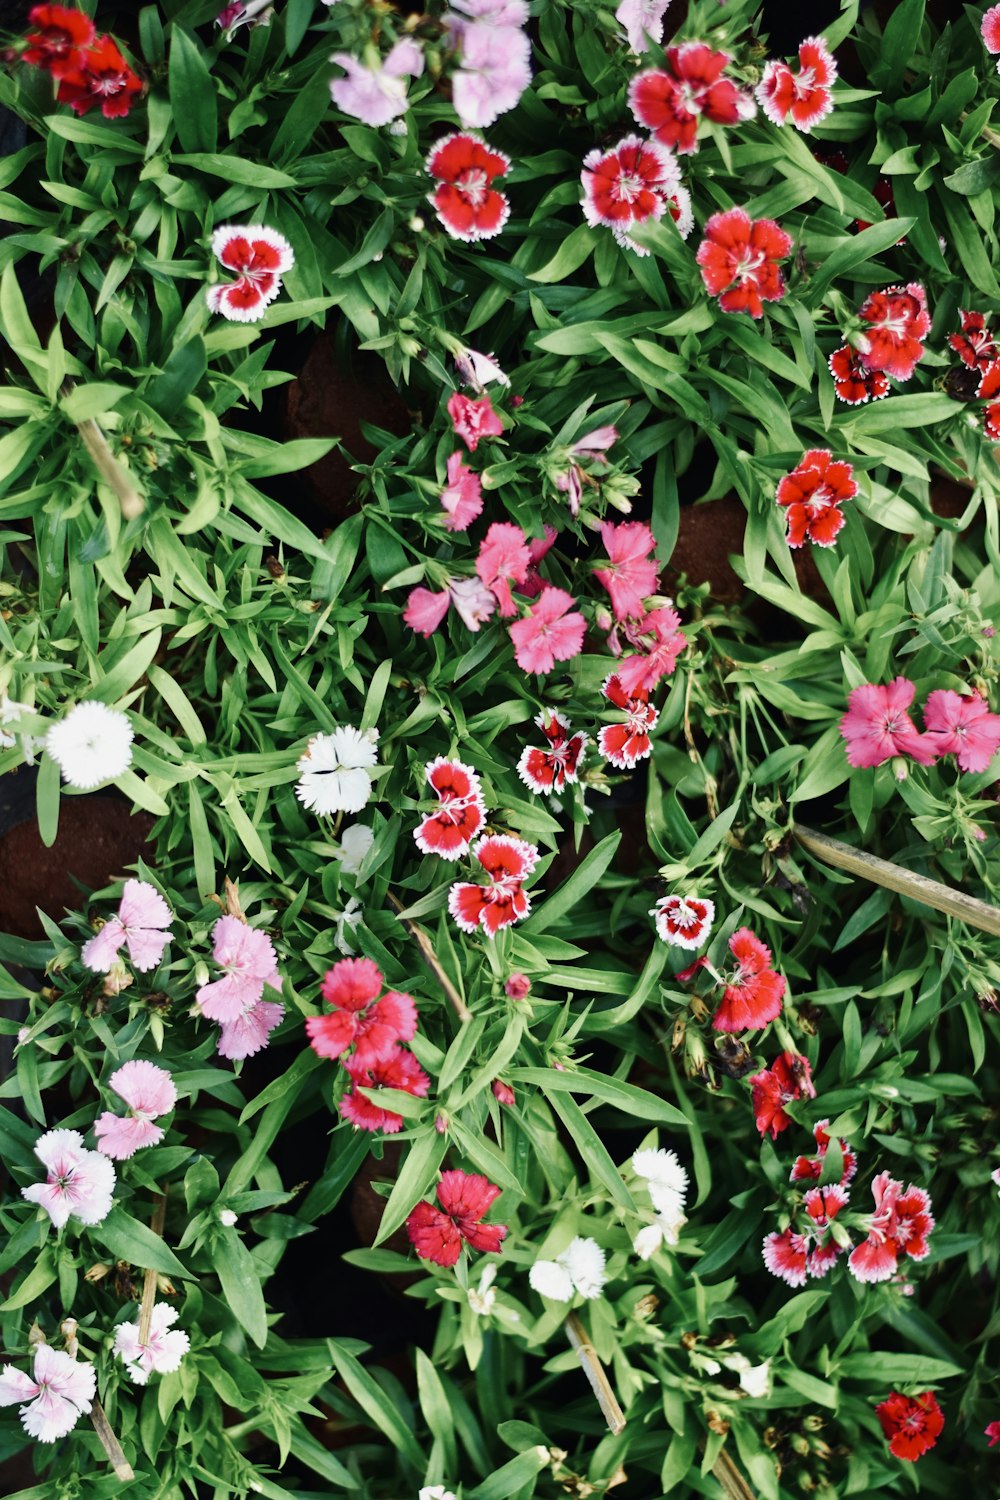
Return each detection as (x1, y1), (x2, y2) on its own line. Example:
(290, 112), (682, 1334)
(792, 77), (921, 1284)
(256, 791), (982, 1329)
(434, 1111), (449, 1133)
(218, 1209), (238, 1228)
(491, 1079), (515, 1107)
(505, 972), (531, 999)
(891, 755), (908, 781)
(84, 1262), (112, 1282)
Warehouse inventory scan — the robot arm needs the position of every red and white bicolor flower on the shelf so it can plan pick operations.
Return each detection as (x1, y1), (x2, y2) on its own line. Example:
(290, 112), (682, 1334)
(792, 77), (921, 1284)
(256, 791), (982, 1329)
(581, 134), (692, 256)
(855, 283), (930, 382)
(414, 757), (487, 860)
(848, 1171), (935, 1284)
(828, 345), (889, 405)
(426, 133), (511, 242)
(756, 36), (837, 133)
(629, 42), (756, 156)
(790, 1119), (857, 1186)
(516, 708), (587, 795)
(651, 894), (715, 950)
(206, 223), (294, 323)
(763, 1183), (851, 1287)
(448, 835), (539, 936)
(598, 672), (659, 768)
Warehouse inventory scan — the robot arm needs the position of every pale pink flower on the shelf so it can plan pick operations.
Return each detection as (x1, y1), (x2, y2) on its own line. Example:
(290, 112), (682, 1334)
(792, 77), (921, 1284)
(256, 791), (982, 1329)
(839, 678), (937, 770)
(454, 346), (510, 390)
(923, 689), (1000, 773)
(554, 425), (619, 515)
(594, 521), (659, 621)
(81, 878), (172, 975)
(330, 38), (424, 127)
(0, 1345), (95, 1442)
(447, 391), (504, 451)
(449, 0), (529, 25)
(217, 999), (285, 1060)
(476, 522), (531, 616)
(450, 576), (497, 630)
(113, 1303), (190, 1384)
(440, 451), (484, 531)
(22, 1129), (115, 1228)
(94, 1060), (178, 1161)
(197, 915), (281, 1025)
(403, 578), (496, 636)
(615, 0), (670, 51)
(509, 587), (586, 675)
(985, 3), (1000, 55)
(451, 23), (532, 128)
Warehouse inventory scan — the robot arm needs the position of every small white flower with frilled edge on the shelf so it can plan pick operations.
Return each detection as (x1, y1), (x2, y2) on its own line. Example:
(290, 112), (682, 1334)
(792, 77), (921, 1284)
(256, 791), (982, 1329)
(0, 1345), (95, 1442)
(337, 823), (375, 875)
(529, 1236), (607, 1302)
(467, 1262), (497, 1316)
(45, 700), (134, 789)
(114, 1304), (190, 1384)
(22, 1129), (115, 1229)
(295, 726), (379, 817)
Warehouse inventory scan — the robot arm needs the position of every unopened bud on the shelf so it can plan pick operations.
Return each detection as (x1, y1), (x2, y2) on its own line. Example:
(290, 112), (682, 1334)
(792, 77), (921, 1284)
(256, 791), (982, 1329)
(84, 1262), (112, 1283)
(491, 1079), (515, 1107)
(218, 1209), (238, 1228)
(891, 755), (908, 782)
(505, 972), (530, 999)
(434, 1111), (449, 1133)
(408, 214), (425, 233)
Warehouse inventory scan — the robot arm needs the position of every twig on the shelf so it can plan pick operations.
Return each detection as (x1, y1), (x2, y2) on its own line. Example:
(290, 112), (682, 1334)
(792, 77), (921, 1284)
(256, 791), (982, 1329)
(137, 1192), (168, 1346)
(564, 1311), (626, 1436)
(712, 1447), (758, 1500)
(90, 1396), (135, 1481)
(61, 380), (144, 521)
(794, 825), (1000, 938)
(386, 889), (471, 1022)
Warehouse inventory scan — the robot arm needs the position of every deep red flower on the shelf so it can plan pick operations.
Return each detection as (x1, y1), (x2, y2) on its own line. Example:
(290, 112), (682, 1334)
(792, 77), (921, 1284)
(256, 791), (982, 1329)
(979, 360), (1000, 440)
(776, 448), (857, 549)
(854, 177), (906, 242)
(875, 1391), (944, 1462)
(56, 33), (142, 118)
(426, 133), (510, 242)
(790, 1120), (857, 1186)
(23, 4), (94, 76)
(598, 673), (659, 768)
(948, 310), (998, 372)
(711, 928), (786, 1033)
(828, 344), (889, 405)
(629, 42), (756, 155)
(406, 1169), (507, 1266)
(339, 1044), (430, 1134)
(802, 1183), (850, 1277)
(306, 956), (417, 1068)
(580, 134), (692, 254)
(696, 207), (792, 318)
(448, 834), (538, 937)
(749, 1052), (816, 1139)
(447, 392), (504, 452)
(856, 283), (930, 381)
(755, 36), (837, 133)
(413, 757), (486, 860)
(516, 709), (587, 795)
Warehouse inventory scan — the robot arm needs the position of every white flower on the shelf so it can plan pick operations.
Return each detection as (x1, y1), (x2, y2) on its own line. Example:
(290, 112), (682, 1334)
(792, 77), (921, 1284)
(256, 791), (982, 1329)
(467, 1262), (497, 1317)
(0, 695), (43, 761)
(295, 726), (378, 817)
(113, 1303), (190, 1385)
(632, 1147), (689, 1220)
(454, 346), (510, 391)
(633, 1223), (663, 1260)
(333, 895), (364, 955)
(726, 1355), (771, 1399)
(22, 1129), (116, 1229)
(337, 823), (375, 876)
(45, 701), (134, 789)
(655, 1203), (686, 1247)
(218, 1209), (238, 1227)
(419, 1489), (458, 1500)
(529, 1236), (607, 1303)
(615, 0), (670, 52)
(0, 1344), (95, 1442)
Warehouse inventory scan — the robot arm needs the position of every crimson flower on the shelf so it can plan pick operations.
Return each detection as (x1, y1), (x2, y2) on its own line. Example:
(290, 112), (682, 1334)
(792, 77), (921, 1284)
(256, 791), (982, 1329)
(406, 1169), (507, 1266)
(306, 956), (417, 1068)
(476, 522), (530, 616)
(516, 709), (587, 795)
(775, 449), (857, 549)
(614, 606), (686, 694)
(206, 223), (294, 323)
(23, 4), (94, 76)
(448, 834), (538, 937)
(580, 134), (692, 255)
(749, 1052), (816, 1139)
(985, 1420), (1000, 1448)
(56, 33), (142, 118)
(948, 310), (998, 372)
(790, 1119), (857, 1186)
(923, 689), (1000, 773)
(856, 283), (930, 381)
(755, 36), (837, 133)
(696, 207), (792, 318)
(840, 678), (937, 770)
(979, 360), (1000, 440)
(828, 344), (889, 405)
(426, 133), (511, 242)
(628, 42), (755, 155)
(447, 392), (503, 452)
(509, 587), (586, 676)
(339, 1044), (430, 1134)
(848, 1171), (935, 1284)
(594, 521), (659, 620)
(413, 757), (486, 860)
(711, 927), (786, 1033)
(875, 1391), (944, 1462)
(598, 672), (659, 768)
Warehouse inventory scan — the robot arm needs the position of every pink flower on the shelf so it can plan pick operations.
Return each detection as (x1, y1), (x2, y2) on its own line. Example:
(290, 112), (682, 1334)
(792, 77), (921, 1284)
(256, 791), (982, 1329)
(522, 525), (558, 598)
(454, 346), (510, 391)
(615, 0), (671, 53)
(94, 1060), (177, 1160)
(983, 3), (1000, 54)
(307, 955), (417, 1067)
(440, 450), (484, 531)
(339, 1044), (431, 1133)
(197, 914), (281, 1025)
(614, 606), (687, 695)
(761, 1228), (809, 1287)
(711, 927), (785, 1033)
(594, 521), (659, 620)
(451, 576), (497, 630)
(329, 38), (424, 127)
(651, 894), (714, 950)
(404, 586), (451, 636)
(113, 1303), (190, 1384)
(755, 37), (837, 132)
(22, 1128), (115, 1228)
(448, 392), (504, 451)
(0, 1345), (95, 1442)
(451, 23), (531, 129)
(217, 1000), (284, 1060)
(923, 689), (1000, 773)
(505, 972), (531, 998)
(749, 1052), (815, 1139)
(448, 0), (530, 28)
(776, 449), (857, 549)
(449, 834), (538, 936)
(413, 757), (486, 860)
(206, 223), (294, 324)
(492, 1078), (515, 1106)
(81, 878), (172, 974)
(405, 578), (499, 637)
(581, 135), (692, 257)
(517, 708), (587, 794)
(696, 207), (792, 318)
(509, 587), (586, 675)
(598, 672), (659, 768)
(427, 133), (511, 242)
(476, 522), (530, 616)
(840, 678), (937, 770)
(848, 1172), (935, 1284)
(629, 42), (755, 155)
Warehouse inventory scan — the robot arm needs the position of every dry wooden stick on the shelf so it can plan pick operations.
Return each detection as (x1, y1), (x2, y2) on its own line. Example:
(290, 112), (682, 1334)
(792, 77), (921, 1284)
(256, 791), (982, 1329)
(711, 1447), (758, 1500)
(564, 1311), (626, 1436)
(90, 1396), (135, 1481)
(137, 1192), (168, 1346)
(387, 889), (471, 1022)
(62, 381), (144, 521)
(794, 825), (1000, 938)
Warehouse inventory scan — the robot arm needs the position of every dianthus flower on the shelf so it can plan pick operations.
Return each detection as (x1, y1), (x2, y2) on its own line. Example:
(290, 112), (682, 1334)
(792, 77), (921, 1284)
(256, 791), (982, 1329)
(426, 133), (511, 241)
(46, 700), (133, 789)
(615, 0), (671, 53)
(986, 1419), (1000, 1447)
(0, 1345), (95, 1442)
(776, 449), (857, 549)
(439, 450), (483, 531)
(696, 207), (792, 318)
(633, 1146), (689, 1221)
(413, 756), (487, 860)
(336, 823), (374, 876)
(329, 38), (424, 127)
(598, 672), (659, 768)
(790, 1119), (857, 1185)
(454, 345), (510, 390)
(581, 136), (692, 256)
(840, 678), (937, 770)
(983, 3), (1000, 58)
(802, 1182), (851, 1277)
(553, 425), (620, 515)
(81, 878), (172, 975)
(749, 1052), (815, 1139)
(629, 42), (755, 155)
(55, 33), (142, 118)
(509, 587), (586, 676)
(948, 310), (998, 372)
(197, 914), (281, 1025)
(449, 834), (538, 936)
(447, 391), (504, 451)
(756, 36), (837, 132)
(406, 1169), (507, 1264)
(476, 522), (530, 616)
(206, 223), (294, 323)
(651, 894), (714, 950)
(828, 344), (890, 404)
(848, 1171), (934, 1284)
(306, 955), (417, 1066)
(22, 1129), (115, 1228)
(856, 283), (930, 381)
(217, 998), (284, 1060)
(516, 709), (587, 795)
(521, 525), (558, 598)
(491, 1078), (515, 1106)
(712, 927), (786, 1033)
(761, 1227), (809, 1287)
(923, 689), (1000, 773)
(979, 360), (1000, 440)
(451, 22), (531, 129)
(530, 1236), (607, 1301)
(614, 607), (687, 695)
(875, 1391), (944, 1462)
(339, 1044), (430, 1133)
(594, 521), (659, 620)
(23, 4), (94, 75)
(404, 577), (497, 636)
(114, 1304), (190, 1384)
(94, 1060), (177, 1160)
(295, 725), (379, 816)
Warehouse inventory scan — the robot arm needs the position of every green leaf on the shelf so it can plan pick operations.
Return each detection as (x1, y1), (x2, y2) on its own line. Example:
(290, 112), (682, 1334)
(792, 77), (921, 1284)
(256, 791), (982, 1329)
(511, 1065), (689, 1127)
(0, 1247), (57, 1310)
(328, 1341), (424, 1471)
(213, 1227), (268, 1347)
(373, 1129), (448, 1246)
(544, 1090), (635, 1211)
(523, 830), (620, 933)
(58, 383), (131, 423)
(35, 748), (61, 849)
(311, 513), (363, 603)
(803, 218), (917, 304)
(467, 1448), (549, 1499)
(171, 153), (298, 188)
(168, 26), (218, 154)
(92, 1208), (190, 1279)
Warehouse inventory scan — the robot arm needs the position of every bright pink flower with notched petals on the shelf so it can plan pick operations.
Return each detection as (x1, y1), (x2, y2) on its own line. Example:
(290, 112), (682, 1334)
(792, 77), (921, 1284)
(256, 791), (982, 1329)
(448, 391), (504, 452)
(521, 525), (558, 599)
(509, 587), (586, 676)
(614, 606), (687, 695)
(629, 43), (756, 156)
(923, 689), (1000, 773)
(696, 207), (792, 318)
(81, 878), (172, 974)
(427, 132), (511, 242)
(449, 834), (538, 936)
(598, 672), (659, 768)
(476, 522), (530, 616)
(94, 1060), (177, 1160)
(413, 757), (486, 860)
(517, 709), (587, 795)
(776, 449), (857, 549)
(755, 37), (837, 133)
(712, 927), (785, 1033)
(985, 1419), (1000, 1448)
(749, 1052), (815, 1139)
(339, 1044), (430, 1133)
(594, 521), (659, 620)
(406, 1169), (507, 1265)
(440, 450), (483, 531)
(856, 283), (930, 381)
(848, 1171), (935, 1284)
(983, 3), (1000, 56)
(829, 344), (890, 405)
(581, 135), (693, 256)
(403, 577), (497, 637)
(840, 678), (938, 770)
(307, 955), (417, 1067)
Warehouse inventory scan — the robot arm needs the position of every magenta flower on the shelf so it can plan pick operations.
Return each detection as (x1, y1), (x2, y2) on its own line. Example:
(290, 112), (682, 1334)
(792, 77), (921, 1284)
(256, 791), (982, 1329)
(923, 689), (1000, 773)
(447, 392), (504, 452)
(440, 451), (484, 531)
(22, 1129), (115, 1229)
(594, 521), (659, 620)
(509, 587), (586, 675)
(94, 1061), (178, 1161)
(476, 522), (530, 616)
(81, 878), (172, 974)
(329, 38), (424, 127)
(0, 1345), (96, 1443)
(451, 23), (532, 129)
(839, 679), (937, 770)
(197, 915), (281, 1025)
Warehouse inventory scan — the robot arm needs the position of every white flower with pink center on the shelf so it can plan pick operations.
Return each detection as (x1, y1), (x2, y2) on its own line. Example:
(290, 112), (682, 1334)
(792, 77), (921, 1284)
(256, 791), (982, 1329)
(94, 1060), (177, 1161)
(114, 1303), (190, 1385)
(22, 1129), (115, 1229)
(0, 1345), (96, 1442)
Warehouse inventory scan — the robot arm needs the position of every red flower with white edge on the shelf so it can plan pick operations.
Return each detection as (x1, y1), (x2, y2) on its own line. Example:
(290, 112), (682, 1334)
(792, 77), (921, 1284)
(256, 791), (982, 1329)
(339, 1044), (430, 1134)
(23, 4), (95, 76)
(476, 522), (530, 617)
(581, 134), (692, 255)
(829, 344), (889, 405)
(56, 33), (142, 118)
(776, 449), (857, 549)
(979, 360), (1000, 441)
(306, 956), (417, 1068)
(711, 927), (785, 1033)
(875, 1391), (944, 1463)
(413, 757), (486, 860)
(762, 1228), (809, 1287)
(755, 36), (837, 133)
(948, 310), (999, 372)
(983, 3), (1000, 55)
(594, 521), (659, 621)
(406, 1169), (507, 1266)
(206, 223), (295, 323)
(651, 894), (714, 951)
(614, 607), (687, 696)
(803, 1183), (851, 1277)
(696, 207), (792, 319)
(856, 283), (930, 381)
(447, 391), (503, 452)
(440, 451), (483, 531)
(448, 835), (538, 937)
(426, 133), (510, 242)
(790, 1119), (857, 1186)
(629, 42), (756, 156)
(509, 587), (586, 676)
(848, 1170), (935, 1284)
(923, 689), (1000, 773)
(598, 673), (659, 768)
(749, 1051), (816, 1139)
(517, 709), (587, 795)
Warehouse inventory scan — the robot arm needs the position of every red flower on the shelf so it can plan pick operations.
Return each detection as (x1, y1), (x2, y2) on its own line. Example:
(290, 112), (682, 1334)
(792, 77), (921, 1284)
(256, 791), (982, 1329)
(629, 42), (756, 156)
(848, 1171), (935, 1284)
(306, 956), (417, 1068)
(598, 672), (659, 769)
(448, 834), (538, 937)
(790, 1120), (857, 1186)
(406, 1169), (507, 1266)
(947, 310), (998, 371)
(875, 1391), (944, 1462)
(580, 134), (692, 255)
(983, 4), (1000, 54)
(980, 360), (1000, 440)
(426, 133), (510, 242)
(516, 708), (587, 795)
(985, 1420), (1000, 1448)
(651, 894), (714, 950)
(749, 1052), (816, 1139)
(802, 1183), (850, 1277)
(696, 207), (792, 318)
(476, 522), (530, 617)
(761, 1228), (809, 1287)
(712, 927), (786, 1033)
(206, 223), (295, 323)
(755, 36), (837, 133)
(854, 178), (906, 242)
(413, 756), (486, 860)
(505, 972), (531, 999)
(923, 689), (1000, 773)
(594, 521), (659, 620)
(614, 606), (686, 695)
(840, 678), (937, 770)
(775, 448), (857, 549)
(509, 587), (586, 676)
(856, 283), (930, 381)
(339, 1044), (430, 1134)
(828, 344), (889, 405)
(447, 392), (504, 452)
(56, 33), (142, 118)
(23, 4), (94, 76)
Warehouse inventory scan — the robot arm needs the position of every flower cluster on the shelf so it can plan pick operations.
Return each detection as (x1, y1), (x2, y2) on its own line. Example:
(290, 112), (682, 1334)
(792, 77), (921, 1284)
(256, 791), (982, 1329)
(830, 283), (930, 403)
(406, 1169), (507, 1265)
(841, 679), (1000, 775)
(196, 914), (284, 1060)
(530, 1234), (607, 1301)
(516, 709), (587, 796)
(20, 4), (141, 119)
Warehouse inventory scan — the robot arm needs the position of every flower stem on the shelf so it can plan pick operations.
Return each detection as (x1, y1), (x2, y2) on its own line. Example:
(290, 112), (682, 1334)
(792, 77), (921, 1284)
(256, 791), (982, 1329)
(387, 888), (472, 1022)
(564, 1310), (626, 1435)
(90, 1397), (135, 1481)
(61, 380), (144, 521)
(137, 1192), (168, 1346)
